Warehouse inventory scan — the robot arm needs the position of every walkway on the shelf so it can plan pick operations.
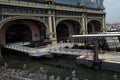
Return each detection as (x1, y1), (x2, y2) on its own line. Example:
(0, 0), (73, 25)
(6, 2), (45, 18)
(3, 42), (93, 57)
(49, 48), (92, 56)
(4, 42), (49, 57)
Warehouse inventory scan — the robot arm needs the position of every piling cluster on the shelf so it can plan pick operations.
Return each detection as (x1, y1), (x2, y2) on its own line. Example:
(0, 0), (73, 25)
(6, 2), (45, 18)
(0, 63), (79, 80)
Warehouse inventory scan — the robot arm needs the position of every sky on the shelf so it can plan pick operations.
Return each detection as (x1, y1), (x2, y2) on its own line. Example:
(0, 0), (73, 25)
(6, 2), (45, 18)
(104, 0), (120, 23)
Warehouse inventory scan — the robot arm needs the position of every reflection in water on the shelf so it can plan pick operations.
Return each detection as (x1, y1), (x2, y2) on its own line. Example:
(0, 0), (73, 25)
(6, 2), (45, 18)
(2, 51), (120, 80)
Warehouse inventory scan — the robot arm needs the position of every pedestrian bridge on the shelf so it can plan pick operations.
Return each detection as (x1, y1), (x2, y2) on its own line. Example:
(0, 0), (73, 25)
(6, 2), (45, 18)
(3, 42), (93, 57)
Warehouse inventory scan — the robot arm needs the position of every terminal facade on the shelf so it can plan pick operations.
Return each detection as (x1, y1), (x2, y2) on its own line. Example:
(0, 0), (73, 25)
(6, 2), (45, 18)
(0, 0), (106, 44)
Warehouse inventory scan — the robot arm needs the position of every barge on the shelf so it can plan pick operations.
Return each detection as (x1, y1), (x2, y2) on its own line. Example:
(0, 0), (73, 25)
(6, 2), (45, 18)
(70, 34), (120, 72)
(77, 52), (120, 72)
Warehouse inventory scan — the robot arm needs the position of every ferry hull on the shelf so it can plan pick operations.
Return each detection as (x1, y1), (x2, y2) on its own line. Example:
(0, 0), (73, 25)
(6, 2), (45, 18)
(77, 58), (120, 72)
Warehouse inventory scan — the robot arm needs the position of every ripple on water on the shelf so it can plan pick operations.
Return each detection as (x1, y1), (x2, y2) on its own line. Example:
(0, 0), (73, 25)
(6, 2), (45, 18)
(3, 53), (120, 80)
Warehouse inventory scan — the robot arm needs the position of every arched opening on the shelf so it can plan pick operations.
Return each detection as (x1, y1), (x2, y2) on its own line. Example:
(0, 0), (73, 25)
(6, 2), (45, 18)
(1, 19), (47, 44)
(33, 21), (46, 41)
(56, 20), (81, 42)
(87, 20), (101, 34)
(5, 24), (32, 44)
(56, 24), (69, 42)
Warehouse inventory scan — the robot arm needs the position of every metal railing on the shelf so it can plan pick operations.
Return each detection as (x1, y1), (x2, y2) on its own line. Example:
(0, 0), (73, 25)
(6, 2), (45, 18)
(0, 0), (49, 9)
(0, 0), (104, 13)
(49, 48), (93, 56)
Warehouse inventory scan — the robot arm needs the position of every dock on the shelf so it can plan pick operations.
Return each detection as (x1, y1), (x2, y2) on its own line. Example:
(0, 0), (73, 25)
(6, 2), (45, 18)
(3, 42), (93, 57)
(77, 52), (120, 72)
(2, 33), (120, 72)
(72, 34), (120, 72)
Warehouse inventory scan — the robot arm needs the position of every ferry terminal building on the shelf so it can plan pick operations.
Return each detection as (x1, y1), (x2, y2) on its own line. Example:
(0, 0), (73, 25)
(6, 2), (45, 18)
(0, 0), (106, 44)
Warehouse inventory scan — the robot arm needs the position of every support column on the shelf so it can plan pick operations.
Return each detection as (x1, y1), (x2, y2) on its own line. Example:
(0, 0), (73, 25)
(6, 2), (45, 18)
(82, 14), (86, 34)
(53, 16), (56, 38)
(102, 14), (106, 32)
(51, 15), (57, 44)
(85, 17), (88, 34)
(93, 40), (99, 61)
(48, 10), (57, 44)
(48, 12), (53, 39)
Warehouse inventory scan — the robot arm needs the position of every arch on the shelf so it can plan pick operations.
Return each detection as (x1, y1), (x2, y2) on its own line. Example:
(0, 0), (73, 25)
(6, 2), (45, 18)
(5, 24), (32, 44)
(56, 18), (81, 27)
(0, 16), (48, 29)
(87, 20), (102, 34)
(0, 17), (47, 44)
(87, 19), (102, 24)
(56, 24), (69, 42)
(56, 19), (81, 42)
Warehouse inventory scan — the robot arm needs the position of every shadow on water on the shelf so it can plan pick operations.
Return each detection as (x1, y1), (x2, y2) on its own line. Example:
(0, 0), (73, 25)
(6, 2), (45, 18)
(1, 49), (120, 80)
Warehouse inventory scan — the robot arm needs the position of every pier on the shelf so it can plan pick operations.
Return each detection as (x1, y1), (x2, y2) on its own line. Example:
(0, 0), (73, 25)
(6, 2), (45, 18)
(2, 33), (120, 72)
(3, 42), (50, 57)
(3, 42), (93, 57)
(71, 34), (120, 72)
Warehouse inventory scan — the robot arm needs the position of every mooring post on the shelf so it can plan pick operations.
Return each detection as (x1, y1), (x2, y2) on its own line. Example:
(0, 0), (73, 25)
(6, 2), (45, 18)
(93, 40), (99, 61)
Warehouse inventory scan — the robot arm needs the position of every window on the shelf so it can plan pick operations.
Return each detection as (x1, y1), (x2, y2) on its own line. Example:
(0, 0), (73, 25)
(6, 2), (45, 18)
(2, 7), (8, 12)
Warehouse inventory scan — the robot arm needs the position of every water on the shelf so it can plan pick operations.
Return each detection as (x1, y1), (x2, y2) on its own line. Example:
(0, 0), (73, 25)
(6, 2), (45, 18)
(2, 51), (120, 80)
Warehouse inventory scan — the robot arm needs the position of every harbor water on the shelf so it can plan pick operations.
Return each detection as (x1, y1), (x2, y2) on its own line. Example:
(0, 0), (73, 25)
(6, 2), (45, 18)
(2, 50), (120, 80)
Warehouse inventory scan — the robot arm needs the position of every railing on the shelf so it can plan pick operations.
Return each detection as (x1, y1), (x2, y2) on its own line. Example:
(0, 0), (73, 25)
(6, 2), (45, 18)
(4, 41), (93, 57)
(86, 8), (104, 13)
(8, 42), (30, 46)
(54, 5), (84, 12)
(0, 0), (104, 14)
(4, 44), (49, 55)
(0, 0), (49, 9)
(49, 48), (93, 56)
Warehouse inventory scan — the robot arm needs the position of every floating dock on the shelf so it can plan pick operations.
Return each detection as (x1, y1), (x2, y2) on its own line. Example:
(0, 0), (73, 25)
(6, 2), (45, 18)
(2, 33), (120, 72)
(71, 33), (120, 72)
(77, 52), (120, 72)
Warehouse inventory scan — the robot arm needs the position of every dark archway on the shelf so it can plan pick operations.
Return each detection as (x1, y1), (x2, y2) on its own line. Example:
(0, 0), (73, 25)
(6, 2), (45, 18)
(56, 20), (81, 42)
(5, 24), (32, 44)
(33, 21), (47, 41)
(39, 26), (46, 41)
(56, 23), (69, 42)
(87, 20), (101, 34)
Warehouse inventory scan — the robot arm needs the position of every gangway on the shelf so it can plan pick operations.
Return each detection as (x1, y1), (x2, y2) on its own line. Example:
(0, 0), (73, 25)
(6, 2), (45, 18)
(3, 42), (94, 57)
(3, 42), (49, 57)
